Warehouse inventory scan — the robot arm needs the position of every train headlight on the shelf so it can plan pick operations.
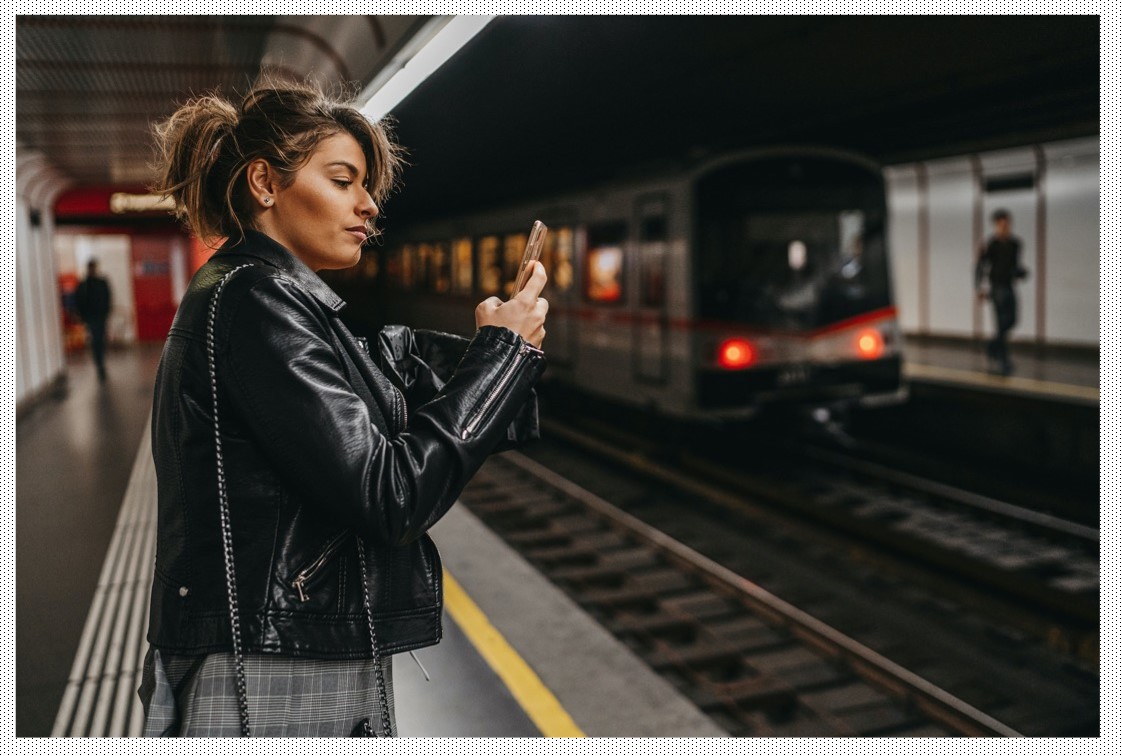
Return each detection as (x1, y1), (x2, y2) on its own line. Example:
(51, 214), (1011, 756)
(856, 329), (884, 359)
(718, 338), (755, 369)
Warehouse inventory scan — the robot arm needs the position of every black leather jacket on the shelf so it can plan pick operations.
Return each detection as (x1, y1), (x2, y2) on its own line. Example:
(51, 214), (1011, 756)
(147, 229), (545, 659)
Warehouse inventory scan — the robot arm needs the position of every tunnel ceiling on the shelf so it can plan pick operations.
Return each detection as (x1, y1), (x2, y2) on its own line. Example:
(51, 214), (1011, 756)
(385, 15), (1099, 227)
(15, 15), (430, 186)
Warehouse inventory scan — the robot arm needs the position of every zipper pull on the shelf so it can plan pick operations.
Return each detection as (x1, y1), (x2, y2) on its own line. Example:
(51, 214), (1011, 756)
(409, 650), (431, 681)
(293, 576), (310, 602)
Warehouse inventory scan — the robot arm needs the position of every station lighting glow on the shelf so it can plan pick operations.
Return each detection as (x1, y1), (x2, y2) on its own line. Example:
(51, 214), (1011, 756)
(856, 329), (885, 359)
(718, 338), (755, 369)
(358, 16), (495, 120)
(788, 240), (807, 271)
(110, 193), (176, 214)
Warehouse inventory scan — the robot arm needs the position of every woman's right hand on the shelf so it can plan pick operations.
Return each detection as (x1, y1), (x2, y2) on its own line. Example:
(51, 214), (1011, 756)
(475, 261), (549, 348)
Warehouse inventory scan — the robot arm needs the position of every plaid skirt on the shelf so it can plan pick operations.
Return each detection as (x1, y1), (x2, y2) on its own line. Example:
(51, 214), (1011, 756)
(138, 645), (397, 736)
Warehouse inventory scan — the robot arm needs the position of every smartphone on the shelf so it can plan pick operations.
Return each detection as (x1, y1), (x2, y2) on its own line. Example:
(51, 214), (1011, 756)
(511, 220), (548, 298)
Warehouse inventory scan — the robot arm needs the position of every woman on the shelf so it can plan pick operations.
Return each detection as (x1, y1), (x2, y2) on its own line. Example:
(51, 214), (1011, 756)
(138, 80), (548, 736)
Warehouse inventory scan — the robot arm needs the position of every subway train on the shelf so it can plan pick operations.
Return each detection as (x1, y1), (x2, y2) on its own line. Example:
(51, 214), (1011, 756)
(335, 146), (903, 420)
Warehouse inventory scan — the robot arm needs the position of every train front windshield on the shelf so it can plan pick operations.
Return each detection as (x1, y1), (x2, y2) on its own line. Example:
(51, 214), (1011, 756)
(695, 157), (890, 330)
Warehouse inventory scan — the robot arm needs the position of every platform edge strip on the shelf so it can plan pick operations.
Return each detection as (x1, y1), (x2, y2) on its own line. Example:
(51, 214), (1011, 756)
(442, 570), (586, 738)
(904, 362), (1098, 402)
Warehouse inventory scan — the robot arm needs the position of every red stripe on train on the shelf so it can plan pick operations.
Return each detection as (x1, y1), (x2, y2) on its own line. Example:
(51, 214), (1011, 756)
(556, 305), (898, 338)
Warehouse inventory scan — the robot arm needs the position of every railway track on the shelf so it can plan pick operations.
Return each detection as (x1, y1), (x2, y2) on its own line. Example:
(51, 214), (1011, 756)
(546, 415), (1099, 640)
(460, 452), (1026, 736)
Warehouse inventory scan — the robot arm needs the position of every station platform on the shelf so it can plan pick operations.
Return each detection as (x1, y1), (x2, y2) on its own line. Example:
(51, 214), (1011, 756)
(900, 335), (1098, 405)
(17, 345), (725, 737)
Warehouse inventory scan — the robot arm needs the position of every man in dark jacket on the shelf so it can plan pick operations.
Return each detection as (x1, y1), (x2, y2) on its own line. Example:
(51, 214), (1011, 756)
(74, 259), (112, 381)
(975, 209), (1027, 376)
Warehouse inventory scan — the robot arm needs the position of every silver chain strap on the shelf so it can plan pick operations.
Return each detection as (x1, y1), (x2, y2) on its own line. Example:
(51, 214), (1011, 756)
(206, 264), (255, 736)
(206, 264), (392, 736)
(356, 535), (394, 736)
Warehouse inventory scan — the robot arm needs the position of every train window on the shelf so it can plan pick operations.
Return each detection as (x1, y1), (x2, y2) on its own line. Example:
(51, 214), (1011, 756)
(385, 248), (400, 285)
(547, 226), (575, 292)
(477, 235), (502, 296)
(386, 244), (413, 289)
(695, 158), (889, 329)
(585, 221), (627, 304)
(417, 243), (434, 290)
(360, 249), (379, 280)
(416, 242), (450, 293)
(640, 216), (666, 241)
(400, 244), (415, 289)
(452, 237), (473, 294)
(639, 215), (667, 308)
(503, 233), (527, 299)
(838, 210), (864, 272)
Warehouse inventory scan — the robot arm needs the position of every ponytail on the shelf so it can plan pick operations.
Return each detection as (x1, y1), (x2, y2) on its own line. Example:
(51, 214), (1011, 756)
(150, 78), (404, 245)
(151, 94), (242, 243)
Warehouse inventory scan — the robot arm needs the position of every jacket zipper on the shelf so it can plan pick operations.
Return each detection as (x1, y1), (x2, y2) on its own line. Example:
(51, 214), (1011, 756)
(357, 334), (408, 432)
(394, 383), (408, 431)
(292, 531), (350, 602)
(460, 342), (538, 440)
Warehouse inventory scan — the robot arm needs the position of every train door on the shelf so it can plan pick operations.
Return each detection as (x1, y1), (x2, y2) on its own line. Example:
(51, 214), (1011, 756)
(131, 234), (182, 341)
(542, 210), (579, 368)
(633, 195), (669, 383)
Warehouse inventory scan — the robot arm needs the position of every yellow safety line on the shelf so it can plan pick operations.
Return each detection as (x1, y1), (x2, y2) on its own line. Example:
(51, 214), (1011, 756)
(442, 569), (586, 737)
(904, 362), (1099, 403)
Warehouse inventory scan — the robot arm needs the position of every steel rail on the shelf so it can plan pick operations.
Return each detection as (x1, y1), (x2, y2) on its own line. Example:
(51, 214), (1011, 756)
(541, 416), (1097, 628)
(500, 450), (1023, 737)
(800, 444), (1098, 541)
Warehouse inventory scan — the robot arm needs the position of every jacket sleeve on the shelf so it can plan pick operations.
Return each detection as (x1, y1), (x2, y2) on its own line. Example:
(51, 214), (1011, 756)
(974, 242), (989, 290)
(375, 324), (540, 451)
(1014, 238), (1029, 279)
(217, 273), (546, 546)
(74, 282), (88, 321)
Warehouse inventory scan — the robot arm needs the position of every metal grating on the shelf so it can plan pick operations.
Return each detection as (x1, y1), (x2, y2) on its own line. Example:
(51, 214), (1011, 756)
(15, 15), (418, 188)
(16, 16), (274, 187)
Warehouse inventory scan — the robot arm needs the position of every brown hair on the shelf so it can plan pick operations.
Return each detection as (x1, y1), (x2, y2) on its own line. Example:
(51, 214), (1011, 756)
(151, 77), (404, 245)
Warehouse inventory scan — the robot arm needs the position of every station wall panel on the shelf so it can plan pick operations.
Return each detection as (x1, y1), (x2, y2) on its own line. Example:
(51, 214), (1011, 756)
(15, 191), (68, 411)
(1042, 138), (1099, 346)
(923, 157), (975, 338)
(884, 165), (921, 334)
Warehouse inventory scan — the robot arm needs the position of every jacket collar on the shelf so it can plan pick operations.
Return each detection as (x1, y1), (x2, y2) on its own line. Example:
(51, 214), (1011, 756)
(214, 228), (347, 313)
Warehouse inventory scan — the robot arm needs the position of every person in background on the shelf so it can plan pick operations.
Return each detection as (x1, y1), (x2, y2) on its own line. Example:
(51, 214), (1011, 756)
(975, 208), (1027, 376)
(74, 258), (112, 381)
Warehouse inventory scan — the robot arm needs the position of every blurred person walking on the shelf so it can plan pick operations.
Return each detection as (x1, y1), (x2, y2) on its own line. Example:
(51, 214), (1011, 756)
(975, 209), (1027, 376)
(74, 259), (112, 381)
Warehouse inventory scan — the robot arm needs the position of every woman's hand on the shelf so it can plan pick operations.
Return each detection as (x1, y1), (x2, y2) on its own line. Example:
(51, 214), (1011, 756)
(475, 261), (549, 348)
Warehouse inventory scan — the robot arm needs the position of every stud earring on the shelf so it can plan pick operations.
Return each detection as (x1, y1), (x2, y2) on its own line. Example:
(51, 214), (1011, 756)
(262, 196), (272, 205)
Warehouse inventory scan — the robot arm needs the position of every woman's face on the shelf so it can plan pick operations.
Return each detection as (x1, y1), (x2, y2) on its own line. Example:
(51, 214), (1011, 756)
(263, 132), (378, 271)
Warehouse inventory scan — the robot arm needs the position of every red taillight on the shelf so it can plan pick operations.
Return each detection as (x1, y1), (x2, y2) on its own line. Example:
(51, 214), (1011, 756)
(856, 329), (884, 359)
(718, 338), (755, 369)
